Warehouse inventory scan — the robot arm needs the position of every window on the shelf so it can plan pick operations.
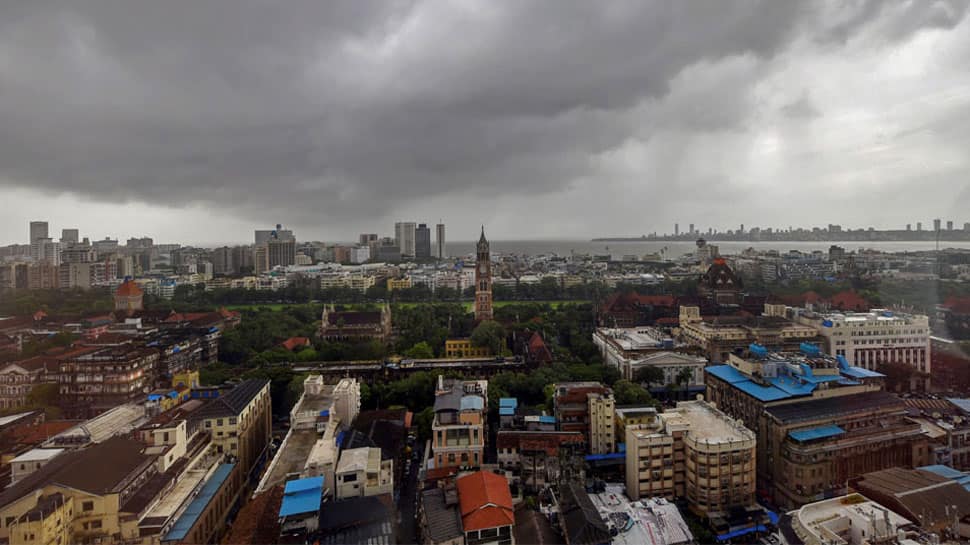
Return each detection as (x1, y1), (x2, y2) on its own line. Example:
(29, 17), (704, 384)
(217, 419), (224, 426)
(82, 501), (94, 511)
(229, 417), (237, 425)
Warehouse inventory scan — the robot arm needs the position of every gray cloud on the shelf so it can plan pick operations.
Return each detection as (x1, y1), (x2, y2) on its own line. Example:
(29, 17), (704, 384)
(0, 0), (969, 242)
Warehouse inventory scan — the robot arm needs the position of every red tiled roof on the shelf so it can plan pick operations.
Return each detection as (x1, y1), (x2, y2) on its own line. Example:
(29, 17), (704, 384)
(456, 471), (514, 532)
(5, 421), (80, 446)
(280, 337), (311, 351)
(829, 290), (868, 311)
(115, 280), (143, 297)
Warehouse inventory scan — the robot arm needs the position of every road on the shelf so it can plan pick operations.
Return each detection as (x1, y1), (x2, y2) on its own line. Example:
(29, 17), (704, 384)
(397, 444), (423, 544)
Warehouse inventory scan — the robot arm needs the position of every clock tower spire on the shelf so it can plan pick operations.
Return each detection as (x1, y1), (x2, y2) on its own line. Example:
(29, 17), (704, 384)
(475, 226), (493, 321)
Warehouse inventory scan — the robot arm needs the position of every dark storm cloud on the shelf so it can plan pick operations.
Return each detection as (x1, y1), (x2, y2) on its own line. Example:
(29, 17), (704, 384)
(0, 0), (968, 234)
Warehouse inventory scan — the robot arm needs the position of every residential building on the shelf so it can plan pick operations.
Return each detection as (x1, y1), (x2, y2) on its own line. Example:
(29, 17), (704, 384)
(614, 405), (659, 444)
(416, 224), (432, 259)
(553, 382), (614, 454)
(436, 223), (446, 259)
(349, 245), (370, 264)
(9, 448), (65, 484)
(625, 400), (757, 522)
(495, 431), (584, 491)
(444, 339), (491, 358)
(193, 379), (272, 475)
(210, 246), (236, 275)
(790, 307), (931, 391)
(475, 228), (493, 321)
(267, 238), (296, 268)
(395, 222), (417, 258)
(387, 276), (412, 292)
(253, 244), (269, 274)
(456, 471), (514, 545)
(27, 263), (59, 290)
(319, 304), (392, 342)
(334, 447), (393, 500)
(0, 356), (62, 411)
(679, 304), (821, 363)
(430, 376), (487, 470)
(58, 346), (160, 419)
(29, 221), (48, 244)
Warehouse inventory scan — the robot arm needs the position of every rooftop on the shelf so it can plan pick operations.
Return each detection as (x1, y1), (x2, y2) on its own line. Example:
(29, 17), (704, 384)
(279, 476), (323, 518)
(336, 447), (371, 474)
(11, 448), (64, 463)
(420, 487), (463, 544)
(765, 390), (902, 425)
(163, 463), (235, 542)
(596, 327), (676, 351)
(640, 401), (754, 446)
(192, 379), (268, 420)
(45, 403), (148, 447)
(589, 484), (693, 545)
(793, 493), (913, 545)
(456, 471), (514, 532)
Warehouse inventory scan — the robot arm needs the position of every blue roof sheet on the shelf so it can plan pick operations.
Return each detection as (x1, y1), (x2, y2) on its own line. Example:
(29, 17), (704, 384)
(499, 398), (518, 408)
(947, 398), (970, 414)
(279, 477), (324, 518)
(732, 381), (791, 402)
(768, 376), (817, 396)
(538, 415), (556, 424)
(841, 366), (885, 378)
(706, 365), (750, 384)
(800, 374), (844, 384)
(919, 464), (965, 479)
(789, 425), (845, 442)
(717, 525), (768, 540)
(499, 407), (515, 416)
(585, 452), (625, 462)
(163, 464), (235, 542)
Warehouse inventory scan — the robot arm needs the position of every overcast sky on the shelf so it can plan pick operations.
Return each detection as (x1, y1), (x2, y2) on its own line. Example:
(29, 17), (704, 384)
(2, 1), (970, 245)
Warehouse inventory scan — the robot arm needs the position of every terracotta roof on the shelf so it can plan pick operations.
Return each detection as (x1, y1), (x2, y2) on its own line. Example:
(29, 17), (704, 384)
(828, 290), (869, 311)
(115, 280), (143, 297)
(280, 337), (311, 351)
(496, 431), (584, 455)
(456, 471), (514, 531)
(325, 311), (382, 326)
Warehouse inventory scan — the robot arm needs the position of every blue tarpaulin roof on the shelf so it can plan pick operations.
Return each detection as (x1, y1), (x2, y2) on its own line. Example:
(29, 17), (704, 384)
(766, 511), (779, 525)
(717, 525), (767, 541)
(499, 398), (518, 408)
(279, 476), (324, 518)
(163, 464), (235, 542)
(538, 415), (556, 424)
(585, 452), (625, 462)
(789, 425), (845, 442)
(840, 366), (884, 379)
(948, 398), (970, 414)
(499, 407), (515, 416)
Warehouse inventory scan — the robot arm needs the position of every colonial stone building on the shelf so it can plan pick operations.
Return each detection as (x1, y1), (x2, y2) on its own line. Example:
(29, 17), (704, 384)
(319, 304), (392, 343)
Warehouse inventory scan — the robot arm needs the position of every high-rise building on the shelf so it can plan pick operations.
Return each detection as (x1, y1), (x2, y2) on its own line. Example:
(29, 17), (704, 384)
(739, 224), (744, 234)
(394, 222), (417, 257)
(689, 223), (694, 235)
(29, 221), (48, 243)
(934, 218), (941, 231)
(30, 238), (60, 265)
(211, 246), (236, 275)
(255, 224), (294, 245)
(965, 222), (970, 232)
(947, 220), (954, 231)
(415, 224), (432, 259)
(916, 222), (923, 231)
(254, 245), (269, 274)
(60, 229), (79, 244)
(906, 224), (912, 231)
(475, 227), (493, 321)
(436, 223), (446, 259)
(267, 238), (295, 268)
(358, 233), (378, 246)
(674, 223), (679, 236)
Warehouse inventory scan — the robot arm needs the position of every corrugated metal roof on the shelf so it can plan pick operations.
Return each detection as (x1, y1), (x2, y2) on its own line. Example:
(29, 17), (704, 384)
(163, 463), (235, 542)
(788, 425), (845, 442)
(499, 398), (518, 408)
(279, 476), (323, 518)
(499, 407), (515, 416)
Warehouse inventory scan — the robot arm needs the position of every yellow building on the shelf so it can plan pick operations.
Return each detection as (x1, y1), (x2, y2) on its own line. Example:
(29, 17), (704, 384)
(614, 406), (659, 444)
(387, 276), (412, 292)
(172, 370), (200, 391)
(7, 493), (73, 545)
(444, 339), (491, 358)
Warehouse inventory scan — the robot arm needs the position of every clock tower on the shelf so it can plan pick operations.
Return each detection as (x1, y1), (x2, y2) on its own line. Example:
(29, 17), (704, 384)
(475, 226), (493, 321)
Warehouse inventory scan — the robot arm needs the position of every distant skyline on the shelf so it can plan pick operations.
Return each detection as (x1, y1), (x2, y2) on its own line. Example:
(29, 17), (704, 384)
(2, 2), (970, 244)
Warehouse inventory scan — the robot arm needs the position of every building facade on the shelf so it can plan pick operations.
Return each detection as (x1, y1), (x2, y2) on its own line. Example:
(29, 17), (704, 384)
(625, 400), (757, 520)
(395, 222), (417, 258)
(679, 305), (821, 363)
(58, 346), (160, 419)
(553, 382), (614, 454)
(415, 224), (432, 259)
(430, 377), (487, 470)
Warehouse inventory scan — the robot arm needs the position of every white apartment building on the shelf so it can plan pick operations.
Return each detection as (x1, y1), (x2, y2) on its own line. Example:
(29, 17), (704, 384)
(334, 447), (393, 500)
(587, 392), (615, 455)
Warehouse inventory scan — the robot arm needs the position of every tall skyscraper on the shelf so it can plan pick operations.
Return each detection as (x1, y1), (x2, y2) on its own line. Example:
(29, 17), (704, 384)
(394, 222), (417, 258)
(358, 233), (378, 246)
(674, 223), (679, 236)
(266, 238), (295, 268)
(29, 221), (48, 243)
(917, 222), (923, 231)
(934, 218), (942, 232)
(689, 223), (694, 235)
(475, 227), (493, 321)
(255, 224), (294, 245)
(947, 220), (954, 231)
(415, 224), (432, 259)
(60, 229), (79, 244)
(436, 223), (446, 259)
(906, 224), (912, 231)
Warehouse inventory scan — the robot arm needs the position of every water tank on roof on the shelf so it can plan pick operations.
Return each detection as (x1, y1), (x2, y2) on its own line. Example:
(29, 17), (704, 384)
(800, 342), (821, 356)
(821, 319), (833, 327)
(749, 344), (768, 359)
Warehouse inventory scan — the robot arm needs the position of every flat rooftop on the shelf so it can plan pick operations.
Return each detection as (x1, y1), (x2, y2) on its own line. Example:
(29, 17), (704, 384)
(638, 401), (752, 445)
(589, 484), (692, 545)
(598, 328), (675, 351)
(45, 403), (147, 446)
(257, 429), (319, 492)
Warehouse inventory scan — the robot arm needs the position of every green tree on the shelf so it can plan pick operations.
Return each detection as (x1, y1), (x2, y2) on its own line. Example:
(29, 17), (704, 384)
(612, 379), (658, 406)
(405, 341), (435, 359)
(634, 366), (666, 388)
(415, 407), (435, 442)
(470, 320), (507, 355)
